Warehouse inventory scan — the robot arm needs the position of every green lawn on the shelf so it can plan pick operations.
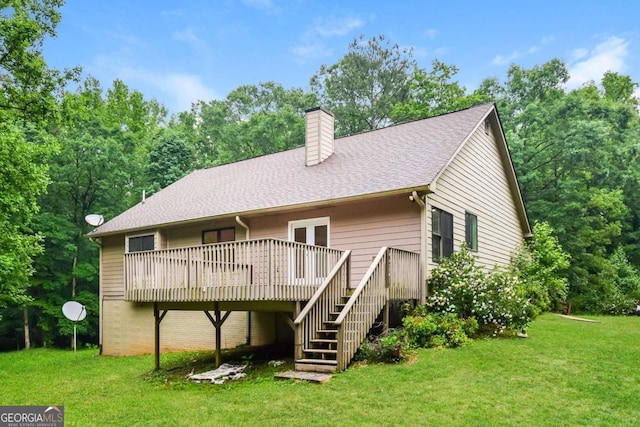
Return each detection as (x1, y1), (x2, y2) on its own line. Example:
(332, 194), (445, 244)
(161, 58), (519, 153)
(0, 314), (638, 426)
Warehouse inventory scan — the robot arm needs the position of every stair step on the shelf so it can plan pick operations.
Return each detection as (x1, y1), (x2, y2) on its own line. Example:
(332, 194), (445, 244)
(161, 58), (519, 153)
(310, 339), (338, 344)
(317, 329), (337, 335)
(303, 348), (337, 355)
(296, 358), (337, 365)
(294, 362), (337, 373)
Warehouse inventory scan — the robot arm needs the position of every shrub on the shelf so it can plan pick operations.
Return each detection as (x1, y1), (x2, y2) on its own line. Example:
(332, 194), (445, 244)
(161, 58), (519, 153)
(402, 309), (475, 348)
(427, 246), (531, 332)
(355, 329), (409, 363)
(511, 221), (570, 315)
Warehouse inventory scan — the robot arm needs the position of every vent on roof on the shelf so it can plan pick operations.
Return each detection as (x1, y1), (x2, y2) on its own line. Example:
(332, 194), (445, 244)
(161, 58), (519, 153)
(305, 107), (334, 166)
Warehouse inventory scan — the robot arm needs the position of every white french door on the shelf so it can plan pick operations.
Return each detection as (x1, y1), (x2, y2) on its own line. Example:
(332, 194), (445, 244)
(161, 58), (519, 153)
(288, 217), (330, 285)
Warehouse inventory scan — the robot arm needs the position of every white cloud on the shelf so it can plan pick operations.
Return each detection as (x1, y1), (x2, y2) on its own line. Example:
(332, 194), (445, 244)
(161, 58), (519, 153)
(90, 52), (219, 112)
(313, 16), (365, 37)
(570, 48), (589, 61)
(491, 36), (555, 66)
(173, 28), (201, 45)
(291, 14), (367, 61)
(566, 36), (630, 89)
(158, 74), (219, 111)
(424, 28), (438, 39)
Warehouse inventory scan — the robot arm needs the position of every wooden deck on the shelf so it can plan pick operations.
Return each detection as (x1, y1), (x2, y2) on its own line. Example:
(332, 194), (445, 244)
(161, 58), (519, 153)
(124, 238), (344, 302)
(128, 239), (423, 373)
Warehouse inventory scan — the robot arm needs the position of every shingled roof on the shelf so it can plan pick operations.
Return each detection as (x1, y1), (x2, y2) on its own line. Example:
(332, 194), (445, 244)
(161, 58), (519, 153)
(90, 103), (498, 236)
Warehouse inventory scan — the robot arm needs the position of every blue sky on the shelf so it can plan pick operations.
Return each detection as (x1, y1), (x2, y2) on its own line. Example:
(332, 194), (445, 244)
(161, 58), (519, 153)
(44, 0), (639, 114)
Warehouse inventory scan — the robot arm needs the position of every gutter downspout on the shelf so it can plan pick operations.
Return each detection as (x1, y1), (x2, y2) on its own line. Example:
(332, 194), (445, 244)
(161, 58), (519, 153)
(410, 191), (427, 304)
(235, 216), (250, 240)
(235, 216), (252, 344)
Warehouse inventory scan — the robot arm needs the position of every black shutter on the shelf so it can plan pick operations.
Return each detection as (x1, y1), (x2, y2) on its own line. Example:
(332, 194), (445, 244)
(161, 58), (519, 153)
(441, 211), (453, 257)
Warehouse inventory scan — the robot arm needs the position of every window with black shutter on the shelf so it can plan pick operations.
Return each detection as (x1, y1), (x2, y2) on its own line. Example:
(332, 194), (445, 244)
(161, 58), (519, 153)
(432, 208), (453, 263)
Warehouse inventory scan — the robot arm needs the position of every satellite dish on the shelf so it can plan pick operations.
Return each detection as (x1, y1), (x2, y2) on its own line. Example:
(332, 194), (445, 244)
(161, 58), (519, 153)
(62, 301), (86, 322)
(84, 214), (104, 227)
(62, 301), (86, 355)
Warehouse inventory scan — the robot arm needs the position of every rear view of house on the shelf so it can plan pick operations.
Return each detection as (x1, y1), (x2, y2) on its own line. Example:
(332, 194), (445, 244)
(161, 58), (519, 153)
(89, 103), (530, 372)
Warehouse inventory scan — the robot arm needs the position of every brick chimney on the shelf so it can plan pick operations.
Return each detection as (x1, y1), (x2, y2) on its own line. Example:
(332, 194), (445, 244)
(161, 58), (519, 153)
(305, 107), (334, 166)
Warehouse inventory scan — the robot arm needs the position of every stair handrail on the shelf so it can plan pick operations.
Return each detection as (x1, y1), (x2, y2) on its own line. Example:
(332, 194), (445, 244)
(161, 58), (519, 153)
(293, 250), (352, 325)
(334, 246), (388, 326)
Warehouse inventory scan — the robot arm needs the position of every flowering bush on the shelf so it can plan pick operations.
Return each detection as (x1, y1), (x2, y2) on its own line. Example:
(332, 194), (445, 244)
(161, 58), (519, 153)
(427, 246), (531, 332)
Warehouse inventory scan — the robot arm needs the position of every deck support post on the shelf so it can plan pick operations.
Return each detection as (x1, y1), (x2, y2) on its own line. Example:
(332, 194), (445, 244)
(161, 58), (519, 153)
(215, 303), (221, 367)
(153, 303), (168, 371)
(204, 303), (232, 368)
(294, 301), (302, 361)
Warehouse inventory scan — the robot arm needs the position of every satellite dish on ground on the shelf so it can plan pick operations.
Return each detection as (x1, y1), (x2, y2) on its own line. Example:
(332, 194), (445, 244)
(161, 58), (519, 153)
(62, 301), (86, 322)
(62, 301), (87, 354)
(84, 214), (104, 227)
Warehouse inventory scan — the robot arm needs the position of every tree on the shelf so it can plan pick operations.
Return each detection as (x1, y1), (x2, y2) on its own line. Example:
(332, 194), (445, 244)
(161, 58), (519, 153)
(0, 0), (79, 123)
(489, 59), (640, 312)
(310, 35), (415, 136)
(147, 130), (194, 194)
(0, 124), (52, 312)
(392, 60), (488, 122)
(0, 0), (77, 321)
(175, 81), (317, 166)
(22, 77), (166, 346)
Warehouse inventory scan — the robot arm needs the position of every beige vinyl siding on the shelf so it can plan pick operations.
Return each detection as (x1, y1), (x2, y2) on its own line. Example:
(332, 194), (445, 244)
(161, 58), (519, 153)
(250, 194), (421, 285)
(100, 229), (250, 356)
(427, 121), (524, 273)
(165, 219), (244, 248)
(101, 235), (125, 299)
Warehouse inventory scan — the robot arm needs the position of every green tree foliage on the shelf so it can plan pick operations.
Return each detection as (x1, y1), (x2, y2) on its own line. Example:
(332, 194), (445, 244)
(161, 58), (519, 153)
(512, 221), (570, 314)
(147, 130), (194, 194)
(489, 60), (640, 313)
(176, 81), (316, 166)
(0, 0), (77, 319)
(22, 77), (166, 346)
(392, 60), (488, 122)
(0, 0), (79, 123)
(310, 34), (415, 136)
(0, 124), (52, 312)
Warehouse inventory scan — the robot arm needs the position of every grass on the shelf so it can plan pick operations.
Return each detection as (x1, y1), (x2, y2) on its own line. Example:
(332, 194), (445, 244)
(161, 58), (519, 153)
(1, 313), (639, 426)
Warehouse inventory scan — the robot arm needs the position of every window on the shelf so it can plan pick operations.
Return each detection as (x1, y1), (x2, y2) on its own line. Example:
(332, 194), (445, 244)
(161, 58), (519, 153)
(202, 227), (235, 244)
(128, 235), (154, 252)
(465, 212), (478, 251)
(432, 208), (453, 262)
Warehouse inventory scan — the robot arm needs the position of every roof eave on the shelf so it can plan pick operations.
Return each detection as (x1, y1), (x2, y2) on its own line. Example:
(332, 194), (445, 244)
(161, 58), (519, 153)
(86, 185), (433, 238)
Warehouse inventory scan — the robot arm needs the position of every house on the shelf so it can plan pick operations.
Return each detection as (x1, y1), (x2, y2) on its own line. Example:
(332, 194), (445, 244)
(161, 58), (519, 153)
(89, 103), (530, 372)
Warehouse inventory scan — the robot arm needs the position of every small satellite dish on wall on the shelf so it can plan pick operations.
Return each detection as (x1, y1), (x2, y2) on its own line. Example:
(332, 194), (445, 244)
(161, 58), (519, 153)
(62, 301), (87, 355)
(84, 214), (104, 227)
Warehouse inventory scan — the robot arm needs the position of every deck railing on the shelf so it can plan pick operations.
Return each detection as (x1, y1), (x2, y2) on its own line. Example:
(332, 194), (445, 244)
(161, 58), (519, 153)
(293, 251), (351, 361)
(124, 238), (344, 302)
(335, 247), (421, 371)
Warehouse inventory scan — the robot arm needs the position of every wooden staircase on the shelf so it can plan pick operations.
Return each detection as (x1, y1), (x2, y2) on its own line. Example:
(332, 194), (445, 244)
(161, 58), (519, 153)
(293, 247), (421, 374)
(295, 296), (348, 373)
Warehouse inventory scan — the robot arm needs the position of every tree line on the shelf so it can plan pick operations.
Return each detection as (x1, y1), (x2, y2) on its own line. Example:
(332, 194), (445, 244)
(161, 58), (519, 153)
(1, 2), (639, 350)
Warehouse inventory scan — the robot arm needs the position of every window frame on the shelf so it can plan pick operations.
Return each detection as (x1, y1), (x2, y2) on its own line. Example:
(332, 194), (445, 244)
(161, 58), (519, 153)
(431, 207), (453, 263)
(202, 227), (236, 245)
(465, 212), (478, 252)
(126, 233), (155, 253)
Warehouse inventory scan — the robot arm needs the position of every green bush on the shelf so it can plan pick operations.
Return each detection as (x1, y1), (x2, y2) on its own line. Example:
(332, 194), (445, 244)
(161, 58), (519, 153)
(402, 309), (476, 348)
(355, 329), (408, 363)
(427, 245), (531, 331)
(511, 221), (570, 315)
